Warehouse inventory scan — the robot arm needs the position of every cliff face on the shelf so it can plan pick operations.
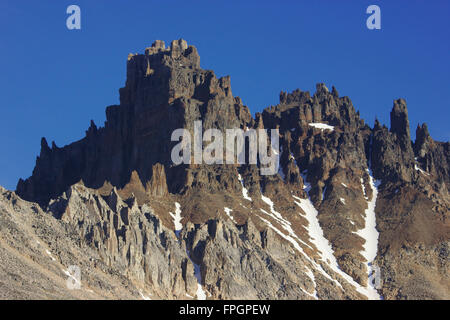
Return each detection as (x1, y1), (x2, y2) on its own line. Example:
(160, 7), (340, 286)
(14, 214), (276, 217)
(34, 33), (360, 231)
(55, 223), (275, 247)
(7, 40), (450, 299)
(17, 39), (252, 207)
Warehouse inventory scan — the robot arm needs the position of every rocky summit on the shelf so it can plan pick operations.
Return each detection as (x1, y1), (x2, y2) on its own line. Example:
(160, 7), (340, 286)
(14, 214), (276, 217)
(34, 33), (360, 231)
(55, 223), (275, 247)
(1, 39), (448, 300)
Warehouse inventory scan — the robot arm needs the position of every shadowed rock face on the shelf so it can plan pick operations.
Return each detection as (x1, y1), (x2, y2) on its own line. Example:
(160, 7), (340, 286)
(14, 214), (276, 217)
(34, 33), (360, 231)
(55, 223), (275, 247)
(17, 39), (252, 207)
(7, 40), (449, 300)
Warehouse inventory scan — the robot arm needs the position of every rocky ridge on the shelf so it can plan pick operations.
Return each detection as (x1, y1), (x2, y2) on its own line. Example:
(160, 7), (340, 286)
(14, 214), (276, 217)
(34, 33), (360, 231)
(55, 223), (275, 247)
(1, 39), (448, 299)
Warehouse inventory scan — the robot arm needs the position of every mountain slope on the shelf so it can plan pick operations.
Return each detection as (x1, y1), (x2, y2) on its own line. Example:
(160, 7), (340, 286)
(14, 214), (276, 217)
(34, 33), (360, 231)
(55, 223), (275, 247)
(1, 39), (448, 299)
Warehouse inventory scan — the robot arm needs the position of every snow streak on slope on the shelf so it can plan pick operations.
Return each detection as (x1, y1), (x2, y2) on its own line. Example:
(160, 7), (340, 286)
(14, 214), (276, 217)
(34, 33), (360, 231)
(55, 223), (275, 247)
(171, 202), (206, 300)
(62, 268), (81, 288)
(261, 195), (312, 250)
(259, 193), (343, 295)
(293, 172), (379, 299)
(293, 195), (337, 265)
(257, 215), (318, 299)
(304, 269), (318, 299)
(238, 174), (252, 201)
(354, 171), (382, 300)
(45, 249), (56, 261)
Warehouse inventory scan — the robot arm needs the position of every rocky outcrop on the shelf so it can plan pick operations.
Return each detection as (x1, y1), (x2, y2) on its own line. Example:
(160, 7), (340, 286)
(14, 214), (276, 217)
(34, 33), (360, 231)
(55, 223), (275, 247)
(0, 186), (144, 299)
(371, 101), (415, 183)
(17, 39), (252, 208)
(414, 123), (450, 184)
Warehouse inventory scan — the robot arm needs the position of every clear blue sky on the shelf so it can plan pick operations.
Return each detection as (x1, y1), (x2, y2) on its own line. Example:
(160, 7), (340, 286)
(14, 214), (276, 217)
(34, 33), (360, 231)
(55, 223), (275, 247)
(0, 0), (449, 190)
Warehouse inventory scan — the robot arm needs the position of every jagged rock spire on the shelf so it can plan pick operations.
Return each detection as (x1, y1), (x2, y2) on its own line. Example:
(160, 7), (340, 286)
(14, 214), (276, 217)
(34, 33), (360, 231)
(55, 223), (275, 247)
(390, 98), (411, 141)
(40, 137), (50, 156)
(415, 123), (431, 153)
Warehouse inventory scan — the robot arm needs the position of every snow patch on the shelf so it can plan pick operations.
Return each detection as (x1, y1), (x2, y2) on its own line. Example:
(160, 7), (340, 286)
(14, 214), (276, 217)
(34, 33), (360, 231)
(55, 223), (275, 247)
(361, 178), (368, 200)
(415, 164), (430, 176)
(301, 286), (318, 299)
(224, 207), (235, 222)
(45, 249), (56, 261)
(169, 202), (183, 233)
(139, 290), (152, 300)
(308, 123), (334, 131)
